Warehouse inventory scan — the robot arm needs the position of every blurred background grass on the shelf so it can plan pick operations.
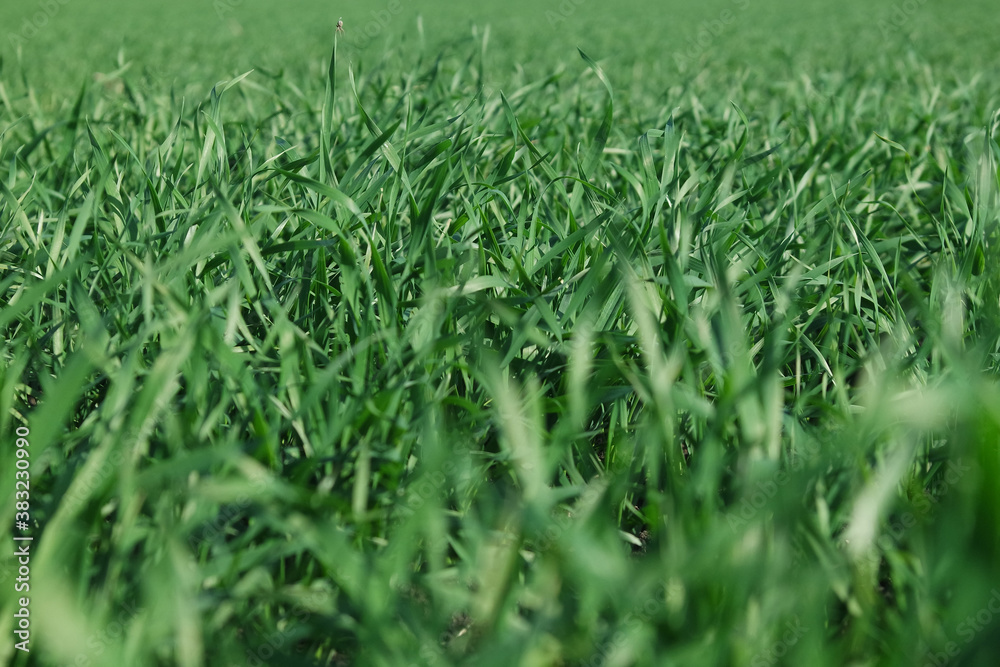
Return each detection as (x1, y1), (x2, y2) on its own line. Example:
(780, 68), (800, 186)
(5, 0), (1000, 96)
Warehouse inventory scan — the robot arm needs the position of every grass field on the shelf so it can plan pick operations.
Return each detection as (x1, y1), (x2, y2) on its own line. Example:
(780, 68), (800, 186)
(3, 1), (1000, 665)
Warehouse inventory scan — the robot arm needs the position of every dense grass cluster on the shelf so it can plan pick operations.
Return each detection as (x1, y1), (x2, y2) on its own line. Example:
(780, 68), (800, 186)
(3, 2), (1000, 666)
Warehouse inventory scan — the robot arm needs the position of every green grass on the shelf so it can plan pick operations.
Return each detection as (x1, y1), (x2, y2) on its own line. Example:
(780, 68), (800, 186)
(3, 1), (1000, 665)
